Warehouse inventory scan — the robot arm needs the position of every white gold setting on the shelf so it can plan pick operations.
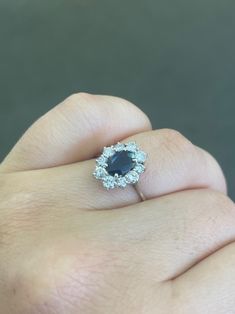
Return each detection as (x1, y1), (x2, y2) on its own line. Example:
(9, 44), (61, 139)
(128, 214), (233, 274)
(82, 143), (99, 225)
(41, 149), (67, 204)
(93, 142), (147, 190)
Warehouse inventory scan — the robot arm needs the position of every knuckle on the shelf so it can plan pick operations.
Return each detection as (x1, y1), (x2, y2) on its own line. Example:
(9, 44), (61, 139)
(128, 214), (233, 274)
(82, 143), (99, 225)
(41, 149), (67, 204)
(54, 93), (101, 137)
(102, 95), (139, 111)
(7, 239), (116, 314)
(57, 92), (96, 114)
(65, 92), (93, 104)
(0, 175), (51, 246)
(200, 189), (235, 218)
(8, 244), (99, 313)
(161, 128), (192, 147)
(105, 95), (151, 126)
(159, 128), (194, 156)
(9, 250), (69, 313)
(57, 93), (151, 133)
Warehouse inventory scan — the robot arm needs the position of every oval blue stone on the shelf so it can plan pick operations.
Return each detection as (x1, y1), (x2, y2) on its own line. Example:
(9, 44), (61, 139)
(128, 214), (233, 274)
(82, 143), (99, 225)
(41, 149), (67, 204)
(106, 151), (135, 176)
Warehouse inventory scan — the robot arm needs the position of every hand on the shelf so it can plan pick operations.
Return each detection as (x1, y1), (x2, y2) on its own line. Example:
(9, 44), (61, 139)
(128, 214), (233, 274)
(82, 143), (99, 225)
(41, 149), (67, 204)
(0, 93), (234, 314)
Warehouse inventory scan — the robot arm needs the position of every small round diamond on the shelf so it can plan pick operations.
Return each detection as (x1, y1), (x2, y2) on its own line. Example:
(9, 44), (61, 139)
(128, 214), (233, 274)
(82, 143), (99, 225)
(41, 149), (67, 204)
(103, 176), (116, 189)
(125, 171), (139, 184)
(125, 142), (137, 152)
(114, 143), (125, 152)
(93, 167), (107, 179)
(116, 176), (127, 188)
(134, 151), (147, 163)
(103, 147), (115, 157)
(96, 155), (107, 167)
(134, 163), (145, 174)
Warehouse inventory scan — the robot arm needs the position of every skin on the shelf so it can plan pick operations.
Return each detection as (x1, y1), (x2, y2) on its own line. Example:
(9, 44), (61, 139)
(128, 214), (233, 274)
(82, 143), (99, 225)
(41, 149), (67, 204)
(0, 92), (234, 314)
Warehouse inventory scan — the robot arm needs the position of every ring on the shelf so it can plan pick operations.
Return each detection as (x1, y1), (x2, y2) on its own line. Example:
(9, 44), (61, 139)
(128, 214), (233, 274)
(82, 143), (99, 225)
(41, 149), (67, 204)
(93, 142), (147, 193)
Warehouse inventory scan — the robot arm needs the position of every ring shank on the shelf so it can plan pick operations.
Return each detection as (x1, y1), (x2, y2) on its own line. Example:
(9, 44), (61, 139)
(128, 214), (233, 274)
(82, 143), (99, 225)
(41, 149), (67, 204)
(134, 184), (146, 202)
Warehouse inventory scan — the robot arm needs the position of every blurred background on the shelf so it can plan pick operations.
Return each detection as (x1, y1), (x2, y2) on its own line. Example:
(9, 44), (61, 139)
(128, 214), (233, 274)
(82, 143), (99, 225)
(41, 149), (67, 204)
(0, 0), (234, 199)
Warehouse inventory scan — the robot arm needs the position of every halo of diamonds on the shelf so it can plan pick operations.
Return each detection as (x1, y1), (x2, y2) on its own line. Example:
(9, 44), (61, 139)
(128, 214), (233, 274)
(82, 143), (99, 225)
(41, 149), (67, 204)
(93, 142), (147, 190)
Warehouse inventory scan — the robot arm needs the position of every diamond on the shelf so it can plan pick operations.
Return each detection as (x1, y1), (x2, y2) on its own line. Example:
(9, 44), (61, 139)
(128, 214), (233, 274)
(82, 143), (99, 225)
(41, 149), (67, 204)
(96, 155), (107, 167)
(106, 151), (135, 176)
(125, 171), (139, 184)
(103, 147), (115, 157)
(93, 167), (107, 179)
(134, 163), (145, 174)
(114, 143), (125, 152)
(103, 176), (116, 190)
(134, 151), (147, 163)
(116, 176), (127, 188)
(125, 142), (138, 152)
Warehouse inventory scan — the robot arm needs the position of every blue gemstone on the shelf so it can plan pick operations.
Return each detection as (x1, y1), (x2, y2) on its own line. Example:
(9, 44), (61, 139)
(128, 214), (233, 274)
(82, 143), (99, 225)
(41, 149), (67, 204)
(106, 151), (135, 176)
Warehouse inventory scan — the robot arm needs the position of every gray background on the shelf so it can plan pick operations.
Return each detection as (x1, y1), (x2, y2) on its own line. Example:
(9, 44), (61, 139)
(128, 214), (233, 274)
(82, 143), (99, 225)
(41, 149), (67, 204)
(0, 0), (234, 199)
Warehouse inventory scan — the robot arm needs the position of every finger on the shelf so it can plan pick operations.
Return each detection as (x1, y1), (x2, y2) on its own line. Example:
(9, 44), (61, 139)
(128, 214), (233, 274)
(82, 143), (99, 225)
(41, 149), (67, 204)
(100, 189), (235, 281)
(4, 183), (234, 284)
(172, 242), (235, 313)
(1, 190), (234, 313)
(52, 187), (235, 294)
(24, 129), (227, 210)
(1, 93), (151, 172)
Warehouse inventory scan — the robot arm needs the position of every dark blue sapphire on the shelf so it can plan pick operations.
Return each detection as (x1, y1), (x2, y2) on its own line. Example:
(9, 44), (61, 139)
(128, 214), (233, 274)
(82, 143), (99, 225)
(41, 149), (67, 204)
(106, 151), (135, 176)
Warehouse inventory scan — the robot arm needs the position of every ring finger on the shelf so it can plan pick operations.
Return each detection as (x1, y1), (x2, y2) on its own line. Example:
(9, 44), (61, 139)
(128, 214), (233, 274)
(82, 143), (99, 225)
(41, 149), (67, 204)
(10, 129), (227, 210)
